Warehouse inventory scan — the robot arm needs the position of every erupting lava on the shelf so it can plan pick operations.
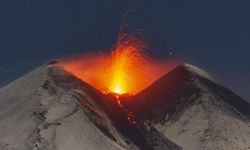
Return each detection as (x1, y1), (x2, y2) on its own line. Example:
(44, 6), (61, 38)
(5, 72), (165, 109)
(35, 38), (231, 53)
(59, 31), (181, 95)
(104, 33), (148, 94)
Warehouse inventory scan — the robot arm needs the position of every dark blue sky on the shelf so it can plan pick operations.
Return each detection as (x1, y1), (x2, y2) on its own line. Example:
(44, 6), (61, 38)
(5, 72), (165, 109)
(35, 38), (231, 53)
(0, 0), (249, 100)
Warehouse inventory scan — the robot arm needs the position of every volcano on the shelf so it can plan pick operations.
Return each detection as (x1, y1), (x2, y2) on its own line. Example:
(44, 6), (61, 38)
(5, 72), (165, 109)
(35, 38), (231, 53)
(0, 62), (249, 150)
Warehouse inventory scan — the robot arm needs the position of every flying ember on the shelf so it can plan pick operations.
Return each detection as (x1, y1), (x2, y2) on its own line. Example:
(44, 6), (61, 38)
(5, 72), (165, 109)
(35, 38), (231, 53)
(59, 31), (181, 95)
(104, 33), (148, 94)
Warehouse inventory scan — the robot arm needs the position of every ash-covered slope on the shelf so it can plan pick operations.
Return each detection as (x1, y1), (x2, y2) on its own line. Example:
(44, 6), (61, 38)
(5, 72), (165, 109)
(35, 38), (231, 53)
(0, 64), (180, 150)
(123, 64), (250, 150)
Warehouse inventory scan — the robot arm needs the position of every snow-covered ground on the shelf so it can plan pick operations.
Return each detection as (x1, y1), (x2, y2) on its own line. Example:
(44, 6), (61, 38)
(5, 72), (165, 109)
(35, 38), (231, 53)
(0, 64), (181, 150)
(0, 65), (136, 150)
(134, 64), (250, 150)
(155, 87), (250, 150)
(1, 63), (249, 150)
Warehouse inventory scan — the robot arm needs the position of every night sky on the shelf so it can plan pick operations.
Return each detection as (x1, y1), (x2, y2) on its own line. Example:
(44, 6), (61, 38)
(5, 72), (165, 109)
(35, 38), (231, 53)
(0, 0), (249, 101)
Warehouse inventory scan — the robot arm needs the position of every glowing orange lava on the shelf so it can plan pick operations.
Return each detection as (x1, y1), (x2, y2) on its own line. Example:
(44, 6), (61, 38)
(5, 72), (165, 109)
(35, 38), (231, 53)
(58, 33), (182, 95)
(104, 33), (148, 94)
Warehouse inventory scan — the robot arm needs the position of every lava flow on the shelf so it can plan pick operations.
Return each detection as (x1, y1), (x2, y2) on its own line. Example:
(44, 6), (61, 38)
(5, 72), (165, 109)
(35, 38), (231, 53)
(115, 94), (138, 125)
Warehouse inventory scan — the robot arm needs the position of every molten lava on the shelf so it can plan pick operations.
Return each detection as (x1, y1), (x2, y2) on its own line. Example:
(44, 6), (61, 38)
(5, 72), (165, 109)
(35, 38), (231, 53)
(59, 32), (182, 95)
(104, 33), (148, 94)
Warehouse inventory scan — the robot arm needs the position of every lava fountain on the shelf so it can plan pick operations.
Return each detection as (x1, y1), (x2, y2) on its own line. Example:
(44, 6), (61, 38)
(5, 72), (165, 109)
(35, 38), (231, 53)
(102, 33), (148, 94)
(58, 31), (182, 95)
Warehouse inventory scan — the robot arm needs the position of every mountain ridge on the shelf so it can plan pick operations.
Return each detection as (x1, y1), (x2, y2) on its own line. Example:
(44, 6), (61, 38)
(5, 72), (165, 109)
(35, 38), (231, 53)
(119, 63), (250, 150)
(120, 63), (250, 120)
(0, 62), (249, 150)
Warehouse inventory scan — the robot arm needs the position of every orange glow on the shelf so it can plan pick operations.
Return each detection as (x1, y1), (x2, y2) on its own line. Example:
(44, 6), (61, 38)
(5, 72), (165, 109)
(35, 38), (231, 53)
(58, 33), (182, 95)
(104, 33), (148, 94)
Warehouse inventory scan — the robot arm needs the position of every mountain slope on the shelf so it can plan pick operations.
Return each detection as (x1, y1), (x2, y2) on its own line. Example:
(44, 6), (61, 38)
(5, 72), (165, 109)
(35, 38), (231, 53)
(1, 62), (249, 150)
(0, 65), (129, 150)
(122, 64), (250, 150)
(0, 64), (180, 150)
